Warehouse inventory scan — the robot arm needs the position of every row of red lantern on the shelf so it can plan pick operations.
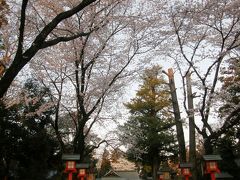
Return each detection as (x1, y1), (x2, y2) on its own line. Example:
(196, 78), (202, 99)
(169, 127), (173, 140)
(62, 154), (90, 180)
(158, 155), (222, 180)
(179, 155), (222, 180)
(64, 161), (89, 180)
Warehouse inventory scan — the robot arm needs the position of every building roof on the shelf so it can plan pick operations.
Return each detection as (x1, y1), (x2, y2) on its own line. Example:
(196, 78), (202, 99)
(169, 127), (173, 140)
(76, 163), (90, 169)
(179, 163), (193, 168)
(117, 171), (140, 179)
(62, 154), (80, 160)
(104, 170), (121, 177)
(96, 178), (126, 180)
(203, 155), (222, 161)
(215, 172), (233, 179)
(100, 169), (140, 180)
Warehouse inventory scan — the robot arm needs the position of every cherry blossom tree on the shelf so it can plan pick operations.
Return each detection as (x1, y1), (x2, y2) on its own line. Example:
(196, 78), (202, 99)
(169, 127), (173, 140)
(166, 0), (240, 153)
(27, 0), (153, 161)
(0, 0), (111, 98)
(148, 0), (240, 178)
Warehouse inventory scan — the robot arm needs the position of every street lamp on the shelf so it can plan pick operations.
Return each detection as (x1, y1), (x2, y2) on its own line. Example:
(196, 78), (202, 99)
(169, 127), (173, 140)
(203, 155), (222, 180)
(179, 163), (192, 180)
(62, 154), (80, 180)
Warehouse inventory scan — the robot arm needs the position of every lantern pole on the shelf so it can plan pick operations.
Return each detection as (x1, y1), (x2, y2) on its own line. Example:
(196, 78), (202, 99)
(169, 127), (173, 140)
(68, 172), (73, 180)
(210, 173), (216, 180)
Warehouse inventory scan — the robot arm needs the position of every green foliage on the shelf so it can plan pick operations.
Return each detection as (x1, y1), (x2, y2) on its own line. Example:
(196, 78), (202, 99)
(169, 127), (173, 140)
(119, 65), (178, 178)
(0, 78), (60, 180)
(215, 129), (240, 179)
(216, 58), (240, 178)
(125, 66), (171, 117)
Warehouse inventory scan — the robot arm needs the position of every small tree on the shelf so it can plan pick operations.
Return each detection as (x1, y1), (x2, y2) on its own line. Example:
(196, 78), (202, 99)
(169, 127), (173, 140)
(99, 148), (112, 177)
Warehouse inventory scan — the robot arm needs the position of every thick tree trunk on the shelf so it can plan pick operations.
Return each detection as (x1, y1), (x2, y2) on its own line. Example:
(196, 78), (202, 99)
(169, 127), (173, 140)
(74, 123), (86, 162)
(78, 135), (85, 162)
(0, 57), (27, 98)
(204, 138), (214, 154)
(167, 68), (186, 163)
(152, 154), (159, 180)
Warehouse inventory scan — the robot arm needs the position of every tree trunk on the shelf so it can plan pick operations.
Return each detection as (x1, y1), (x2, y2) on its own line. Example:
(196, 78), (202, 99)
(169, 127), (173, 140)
(152, 154), (159, 180)
(0, 56), (26, 98)
(167, 68), (186, 163)
(74, 123), (86, 162)
(56, 131), (65, 153)
(204, 138), (214, 154)
(186, 72), (197, 180)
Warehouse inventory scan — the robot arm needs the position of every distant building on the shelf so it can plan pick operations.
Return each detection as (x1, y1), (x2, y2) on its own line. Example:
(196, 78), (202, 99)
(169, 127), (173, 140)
(97, 149), (141, 180)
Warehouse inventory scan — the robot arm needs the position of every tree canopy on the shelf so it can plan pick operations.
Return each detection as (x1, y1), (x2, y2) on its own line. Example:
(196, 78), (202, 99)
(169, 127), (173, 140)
(1, 0), (240, 179)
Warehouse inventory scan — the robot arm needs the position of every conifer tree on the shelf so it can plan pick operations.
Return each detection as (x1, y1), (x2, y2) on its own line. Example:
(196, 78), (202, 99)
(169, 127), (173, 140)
(119, 65), (178, 179)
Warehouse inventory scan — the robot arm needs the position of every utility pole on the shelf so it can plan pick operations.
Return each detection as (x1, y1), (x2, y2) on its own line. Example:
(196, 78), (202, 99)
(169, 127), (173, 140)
(186, 71), (197, 180)
(166, 68), (186, 163)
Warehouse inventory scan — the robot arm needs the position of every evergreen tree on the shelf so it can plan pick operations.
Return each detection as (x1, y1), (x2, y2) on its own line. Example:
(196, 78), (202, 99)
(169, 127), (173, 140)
(215, 58), (240, 178)
(0, 78), (59, 180)
(215, 130), (240, 179)
(119, 66), (178, 179)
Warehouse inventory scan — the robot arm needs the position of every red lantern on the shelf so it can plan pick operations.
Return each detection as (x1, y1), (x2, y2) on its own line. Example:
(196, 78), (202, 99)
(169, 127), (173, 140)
(159, 174), (164, 180)
(62, 154), (80, 180)
(206, 161), (218, 172)
(203, 155), (222, 180)
(66, 161), (77, 171)
(182, 168), (191, 176)
(79, 169), (86, 175)
(78, 169), (86, 180)
(158, 169), (170, 180)
(179, 163), (192, 180)
(76, 164), (90, 180)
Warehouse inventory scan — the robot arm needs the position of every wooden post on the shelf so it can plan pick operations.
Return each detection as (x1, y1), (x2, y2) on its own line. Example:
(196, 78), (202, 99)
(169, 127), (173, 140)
(186, 72), (197, 180)
(167, 68), (186, 163)
(68, 172), (73, 180)
(210, 173), (216, 180)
